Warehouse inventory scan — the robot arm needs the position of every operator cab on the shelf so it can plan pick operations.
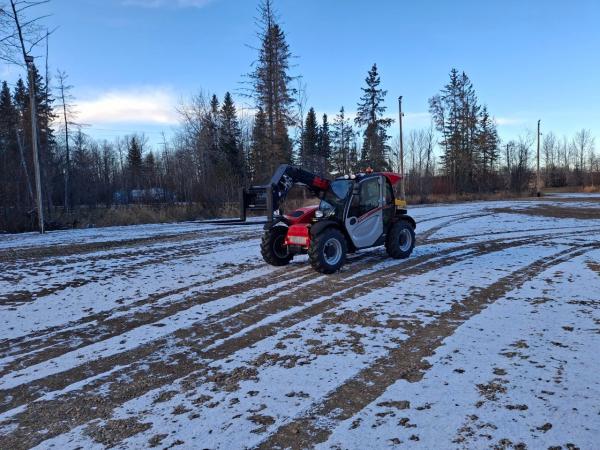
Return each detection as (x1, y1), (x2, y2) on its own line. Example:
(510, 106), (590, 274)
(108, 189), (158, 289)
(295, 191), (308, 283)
(314, 172), (402, 250)
(316, 179), (353, 221)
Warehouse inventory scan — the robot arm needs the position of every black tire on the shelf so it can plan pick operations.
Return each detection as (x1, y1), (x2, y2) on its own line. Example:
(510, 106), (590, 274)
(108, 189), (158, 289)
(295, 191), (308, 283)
(261, 226), (292, 266)
(385, 220), (416, 259)
(308, 228), (347, 274)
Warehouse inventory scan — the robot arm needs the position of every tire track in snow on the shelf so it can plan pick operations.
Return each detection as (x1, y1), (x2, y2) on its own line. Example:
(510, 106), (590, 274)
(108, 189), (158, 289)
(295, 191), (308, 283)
(0, 248), (384, 373)
(0, 231), (592, 449)
(257, 243), (600, 449)
(1, 226), (596, 400)
(0, 222), (456, 375)
(1, 231), (259, 305)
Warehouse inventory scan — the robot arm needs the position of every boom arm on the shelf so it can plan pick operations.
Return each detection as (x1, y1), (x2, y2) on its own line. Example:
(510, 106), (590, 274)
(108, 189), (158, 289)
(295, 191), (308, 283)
(268, 165), (330, 212)
(241, 165), (330, 223)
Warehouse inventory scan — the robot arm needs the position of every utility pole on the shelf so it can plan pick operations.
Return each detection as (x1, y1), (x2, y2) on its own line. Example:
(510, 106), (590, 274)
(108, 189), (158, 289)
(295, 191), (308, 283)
(398, 96), (406, 203)
(536, 119), (541, 197)
(26, 55), (44, 233)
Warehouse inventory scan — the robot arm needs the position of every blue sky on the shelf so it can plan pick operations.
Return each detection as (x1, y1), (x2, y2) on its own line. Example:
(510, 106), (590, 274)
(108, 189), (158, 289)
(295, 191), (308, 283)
(3, 0), (599, 147)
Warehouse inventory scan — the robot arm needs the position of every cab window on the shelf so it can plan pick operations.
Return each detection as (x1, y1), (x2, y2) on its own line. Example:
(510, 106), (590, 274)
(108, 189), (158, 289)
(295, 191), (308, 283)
(385, 181), (393, 204)
(350, 177), (380, 217)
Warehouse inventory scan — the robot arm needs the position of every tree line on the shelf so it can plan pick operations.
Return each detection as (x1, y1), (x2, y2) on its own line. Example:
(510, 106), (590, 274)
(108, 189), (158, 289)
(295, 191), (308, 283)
(1, 0), (597, 232)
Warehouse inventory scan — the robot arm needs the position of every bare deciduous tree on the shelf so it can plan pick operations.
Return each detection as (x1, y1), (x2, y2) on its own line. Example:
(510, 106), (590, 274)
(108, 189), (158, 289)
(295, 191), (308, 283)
(1, 0), (51, 65)
(55, 69), (77, 211)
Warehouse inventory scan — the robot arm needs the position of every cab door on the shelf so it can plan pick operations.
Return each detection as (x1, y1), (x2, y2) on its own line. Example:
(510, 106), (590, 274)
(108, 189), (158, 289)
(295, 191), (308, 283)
(344, 176), (384, 249)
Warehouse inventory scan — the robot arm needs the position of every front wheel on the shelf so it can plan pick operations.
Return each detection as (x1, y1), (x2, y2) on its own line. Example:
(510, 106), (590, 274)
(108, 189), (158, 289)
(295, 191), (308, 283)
(308, 228), (347, 274)
(261, 226), (292, 266)
(385, 221), (416, 259)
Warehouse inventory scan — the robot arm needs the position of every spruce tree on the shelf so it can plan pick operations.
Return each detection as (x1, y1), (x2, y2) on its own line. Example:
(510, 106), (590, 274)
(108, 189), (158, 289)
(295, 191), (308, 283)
(250, 0), (296, 175)
(127, 135), (143, 189)
(355, 64), (393, 170)
(429, 68), (483, 192)
(144, 151), (156, 189)
(0, 81), (18, 210)
(219, 92), (243, 182)
(476, 106), (499, 189)
(318, 113), (331, 176)
(331, 107), (354, 175)
(300, 107), (319, 171)
(250, 108), (269, 183)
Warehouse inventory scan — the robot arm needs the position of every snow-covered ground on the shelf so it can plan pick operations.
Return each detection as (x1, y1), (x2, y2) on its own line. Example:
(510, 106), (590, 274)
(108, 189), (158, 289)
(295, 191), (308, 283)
(0, 195), (599, 449)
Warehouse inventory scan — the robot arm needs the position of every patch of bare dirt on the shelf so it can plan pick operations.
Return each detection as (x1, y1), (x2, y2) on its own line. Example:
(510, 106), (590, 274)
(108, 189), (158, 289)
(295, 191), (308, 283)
(84, 417), (152, 448)
(322, 308), (384, 328)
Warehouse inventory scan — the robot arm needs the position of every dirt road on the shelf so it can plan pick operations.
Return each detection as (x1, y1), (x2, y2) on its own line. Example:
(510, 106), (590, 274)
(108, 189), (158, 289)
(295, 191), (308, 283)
(1, 196), (599, 449)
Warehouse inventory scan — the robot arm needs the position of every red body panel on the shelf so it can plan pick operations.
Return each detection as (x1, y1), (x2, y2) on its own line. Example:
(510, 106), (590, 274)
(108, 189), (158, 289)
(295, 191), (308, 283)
(283, 207), (317, 248)
(285, 223), (311, 248)
(284, 206), (318, 225)
(379, 172), (402, 186)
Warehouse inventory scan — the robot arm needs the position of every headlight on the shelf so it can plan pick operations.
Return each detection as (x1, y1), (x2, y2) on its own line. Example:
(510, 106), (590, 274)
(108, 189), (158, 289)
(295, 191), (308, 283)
(315, 210), (324, 218)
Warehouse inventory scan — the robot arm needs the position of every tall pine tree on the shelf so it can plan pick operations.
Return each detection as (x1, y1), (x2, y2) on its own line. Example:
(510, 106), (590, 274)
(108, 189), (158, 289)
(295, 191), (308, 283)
(331, 106), (355, 175)
(249, 0), (296, 176)
(299, 107), (319, 172)
(250, 108), (269, 183)
(355, 64), (393, 170)
(476, 106), (499, 190)
(317, 113), (331, 176)
(219, 92), (244, 183)
(0, 81), (19, 213)
(127, 135), (143, 190)
(429, 68), (484, 192)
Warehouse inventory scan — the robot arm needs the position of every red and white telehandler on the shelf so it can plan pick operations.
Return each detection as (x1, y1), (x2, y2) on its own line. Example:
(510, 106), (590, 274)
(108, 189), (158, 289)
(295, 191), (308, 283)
(241, 164), (416, 274)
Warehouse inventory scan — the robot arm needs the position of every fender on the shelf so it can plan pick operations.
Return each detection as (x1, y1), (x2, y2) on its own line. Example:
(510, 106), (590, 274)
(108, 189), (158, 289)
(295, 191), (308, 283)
(394, 214), (416, 230)
(310, 220), (357, 253)
(264, 217), (289, 231)
(309, 220), (340, 237)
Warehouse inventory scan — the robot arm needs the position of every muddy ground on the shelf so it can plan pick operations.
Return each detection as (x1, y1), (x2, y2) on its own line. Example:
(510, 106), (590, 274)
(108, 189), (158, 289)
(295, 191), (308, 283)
(0, 196), (599, 449)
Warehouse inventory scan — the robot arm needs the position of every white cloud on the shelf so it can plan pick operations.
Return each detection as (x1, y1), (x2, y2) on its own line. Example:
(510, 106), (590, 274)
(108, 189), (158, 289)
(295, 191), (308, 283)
(122, 0), (214, 8)
(77, 87), (178, 126)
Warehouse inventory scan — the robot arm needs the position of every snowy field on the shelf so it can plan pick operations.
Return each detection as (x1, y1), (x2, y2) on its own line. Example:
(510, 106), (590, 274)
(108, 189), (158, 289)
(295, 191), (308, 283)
(1, 195), (599, 450)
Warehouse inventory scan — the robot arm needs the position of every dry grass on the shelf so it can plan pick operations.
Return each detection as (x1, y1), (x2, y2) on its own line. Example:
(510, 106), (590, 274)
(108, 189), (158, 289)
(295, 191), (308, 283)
(582, 185), (600, 193)
(52, 203), (213, 229)
(406, 191), (529, 205)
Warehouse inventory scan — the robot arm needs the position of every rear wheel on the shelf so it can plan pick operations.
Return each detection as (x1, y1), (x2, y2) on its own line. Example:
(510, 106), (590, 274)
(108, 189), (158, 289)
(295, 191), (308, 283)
(385, 220), (415, 259)
(261, 226), (292, 266)
(309, 228), (347, 274)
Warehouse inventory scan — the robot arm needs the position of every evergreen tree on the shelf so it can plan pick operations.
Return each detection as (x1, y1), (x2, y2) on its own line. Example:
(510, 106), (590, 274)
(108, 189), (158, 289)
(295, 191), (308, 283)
(331, 107), (354, 175)
(249, 108), (269, 183)
(0, 81), (18, 211)
(71, 130), (93, 205)
(355, 64), (393, 170)
(300, 107), (319, 171)
(317, 113), (331, 176)
(429, 68), (482, 192)
(476, 106), (499, 189)
(219, 92), (244, 182)
(11, 78), (34, 208)
(144, 151), (156, 188)
(250, 0), (295, 175)
(127, 135), (143, 189)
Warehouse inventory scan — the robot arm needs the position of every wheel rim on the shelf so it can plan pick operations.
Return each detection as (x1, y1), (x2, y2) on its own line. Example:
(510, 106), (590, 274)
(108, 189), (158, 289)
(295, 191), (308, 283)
(273, 235), (288, 259)
(399, 229), (412, 252)
(323, 238), (342, 266)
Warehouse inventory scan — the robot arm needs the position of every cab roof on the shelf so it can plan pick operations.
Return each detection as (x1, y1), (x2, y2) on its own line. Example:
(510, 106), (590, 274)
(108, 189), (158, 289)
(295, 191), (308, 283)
(335, 172), (402, 186)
